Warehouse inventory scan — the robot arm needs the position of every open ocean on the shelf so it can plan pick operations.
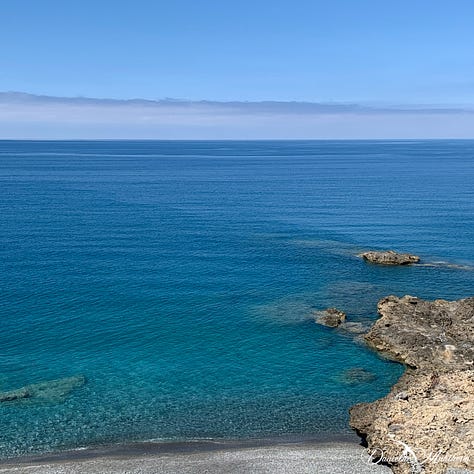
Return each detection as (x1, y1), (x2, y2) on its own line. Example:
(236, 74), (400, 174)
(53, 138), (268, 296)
(0, 140), (473, 458)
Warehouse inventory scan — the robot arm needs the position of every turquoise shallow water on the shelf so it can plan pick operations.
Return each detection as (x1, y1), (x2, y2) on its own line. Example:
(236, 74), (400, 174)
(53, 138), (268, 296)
(0, 140), (473, 457)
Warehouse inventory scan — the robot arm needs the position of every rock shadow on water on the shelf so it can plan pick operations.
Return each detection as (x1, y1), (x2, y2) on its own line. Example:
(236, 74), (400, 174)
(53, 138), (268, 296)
(0, 375), (86, 406)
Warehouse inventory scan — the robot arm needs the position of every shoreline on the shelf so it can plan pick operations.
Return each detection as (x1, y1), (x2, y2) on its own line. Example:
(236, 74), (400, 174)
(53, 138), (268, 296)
(0, 432), (360, 465)
(0, 435), (395, 474)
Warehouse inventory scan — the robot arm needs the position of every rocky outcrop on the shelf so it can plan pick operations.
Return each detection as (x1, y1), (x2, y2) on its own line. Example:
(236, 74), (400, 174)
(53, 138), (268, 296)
(0, 375), (86, 404)
(314, 308), (346, 327)
(350, 295), (474, 474)
(364, 296), (474, 370)
(360, 250), (420, 265)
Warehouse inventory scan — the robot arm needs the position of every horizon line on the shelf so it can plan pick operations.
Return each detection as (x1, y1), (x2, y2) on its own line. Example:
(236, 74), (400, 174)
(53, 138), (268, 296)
(2, 138), (474, 142)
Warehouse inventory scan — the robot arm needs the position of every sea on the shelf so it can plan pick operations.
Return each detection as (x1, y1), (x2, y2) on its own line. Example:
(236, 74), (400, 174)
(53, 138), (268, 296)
(0, 140), (473, 458)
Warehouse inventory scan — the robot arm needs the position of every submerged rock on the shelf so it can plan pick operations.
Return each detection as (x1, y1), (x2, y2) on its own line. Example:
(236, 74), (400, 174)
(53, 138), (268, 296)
(360, 250), (420, 265)
(0, 387), (31, 402)
(314, 308), (346, 327)
(350, 295), (474, 474)
(339, 321), (371, 335)
(337, 367), (377, 385)
(0, 375), (86, 404)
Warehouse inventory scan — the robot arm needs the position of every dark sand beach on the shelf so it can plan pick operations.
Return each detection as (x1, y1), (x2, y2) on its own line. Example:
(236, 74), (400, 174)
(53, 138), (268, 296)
(1, 437), (471, 474)
(0, 438), (389, 474)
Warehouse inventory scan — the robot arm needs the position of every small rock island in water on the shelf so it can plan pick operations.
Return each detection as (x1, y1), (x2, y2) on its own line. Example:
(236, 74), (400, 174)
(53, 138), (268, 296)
(313, 307), (346, 327)
(350, 295), (474, 474)
(360, 250), (420, 265)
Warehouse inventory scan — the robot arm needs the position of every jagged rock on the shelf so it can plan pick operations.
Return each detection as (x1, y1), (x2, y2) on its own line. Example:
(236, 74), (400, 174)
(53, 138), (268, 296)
(350, 296), (474, 474)
(314, 308), (346, 327)
(0, 375), (86, 404)
(360, 250), (420, 265)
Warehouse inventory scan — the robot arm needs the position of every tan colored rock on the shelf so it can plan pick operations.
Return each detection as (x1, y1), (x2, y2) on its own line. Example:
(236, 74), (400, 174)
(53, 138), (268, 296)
(366, 295), (474, 371)
(360, 250), (420, 265)
(350, 296), (474, 474)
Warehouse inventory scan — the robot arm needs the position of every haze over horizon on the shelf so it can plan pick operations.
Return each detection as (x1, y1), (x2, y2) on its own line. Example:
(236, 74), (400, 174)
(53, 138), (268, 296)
(1, 91), (474, 139)
(1, 0), (474, 138)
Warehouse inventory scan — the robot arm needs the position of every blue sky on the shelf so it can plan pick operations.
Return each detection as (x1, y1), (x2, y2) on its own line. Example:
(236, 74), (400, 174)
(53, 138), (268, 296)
(1, 1), (474, 138)
(2, 0), (474, 103)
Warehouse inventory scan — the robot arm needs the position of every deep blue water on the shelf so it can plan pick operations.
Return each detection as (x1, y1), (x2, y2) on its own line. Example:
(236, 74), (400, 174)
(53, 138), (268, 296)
(0, 140), (473, 457)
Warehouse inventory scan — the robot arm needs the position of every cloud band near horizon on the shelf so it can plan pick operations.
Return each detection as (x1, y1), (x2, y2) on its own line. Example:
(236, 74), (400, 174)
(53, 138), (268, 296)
(1, 92), (474, 139)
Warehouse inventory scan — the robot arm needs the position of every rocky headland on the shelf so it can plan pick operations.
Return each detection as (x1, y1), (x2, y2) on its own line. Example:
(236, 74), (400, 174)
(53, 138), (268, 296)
(360, 250), (421, 265)
(350, 295), (474, 474)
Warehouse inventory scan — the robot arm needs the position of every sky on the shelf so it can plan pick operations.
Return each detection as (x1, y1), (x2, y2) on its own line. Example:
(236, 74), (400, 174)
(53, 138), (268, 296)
(1, 0), (474, 138)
